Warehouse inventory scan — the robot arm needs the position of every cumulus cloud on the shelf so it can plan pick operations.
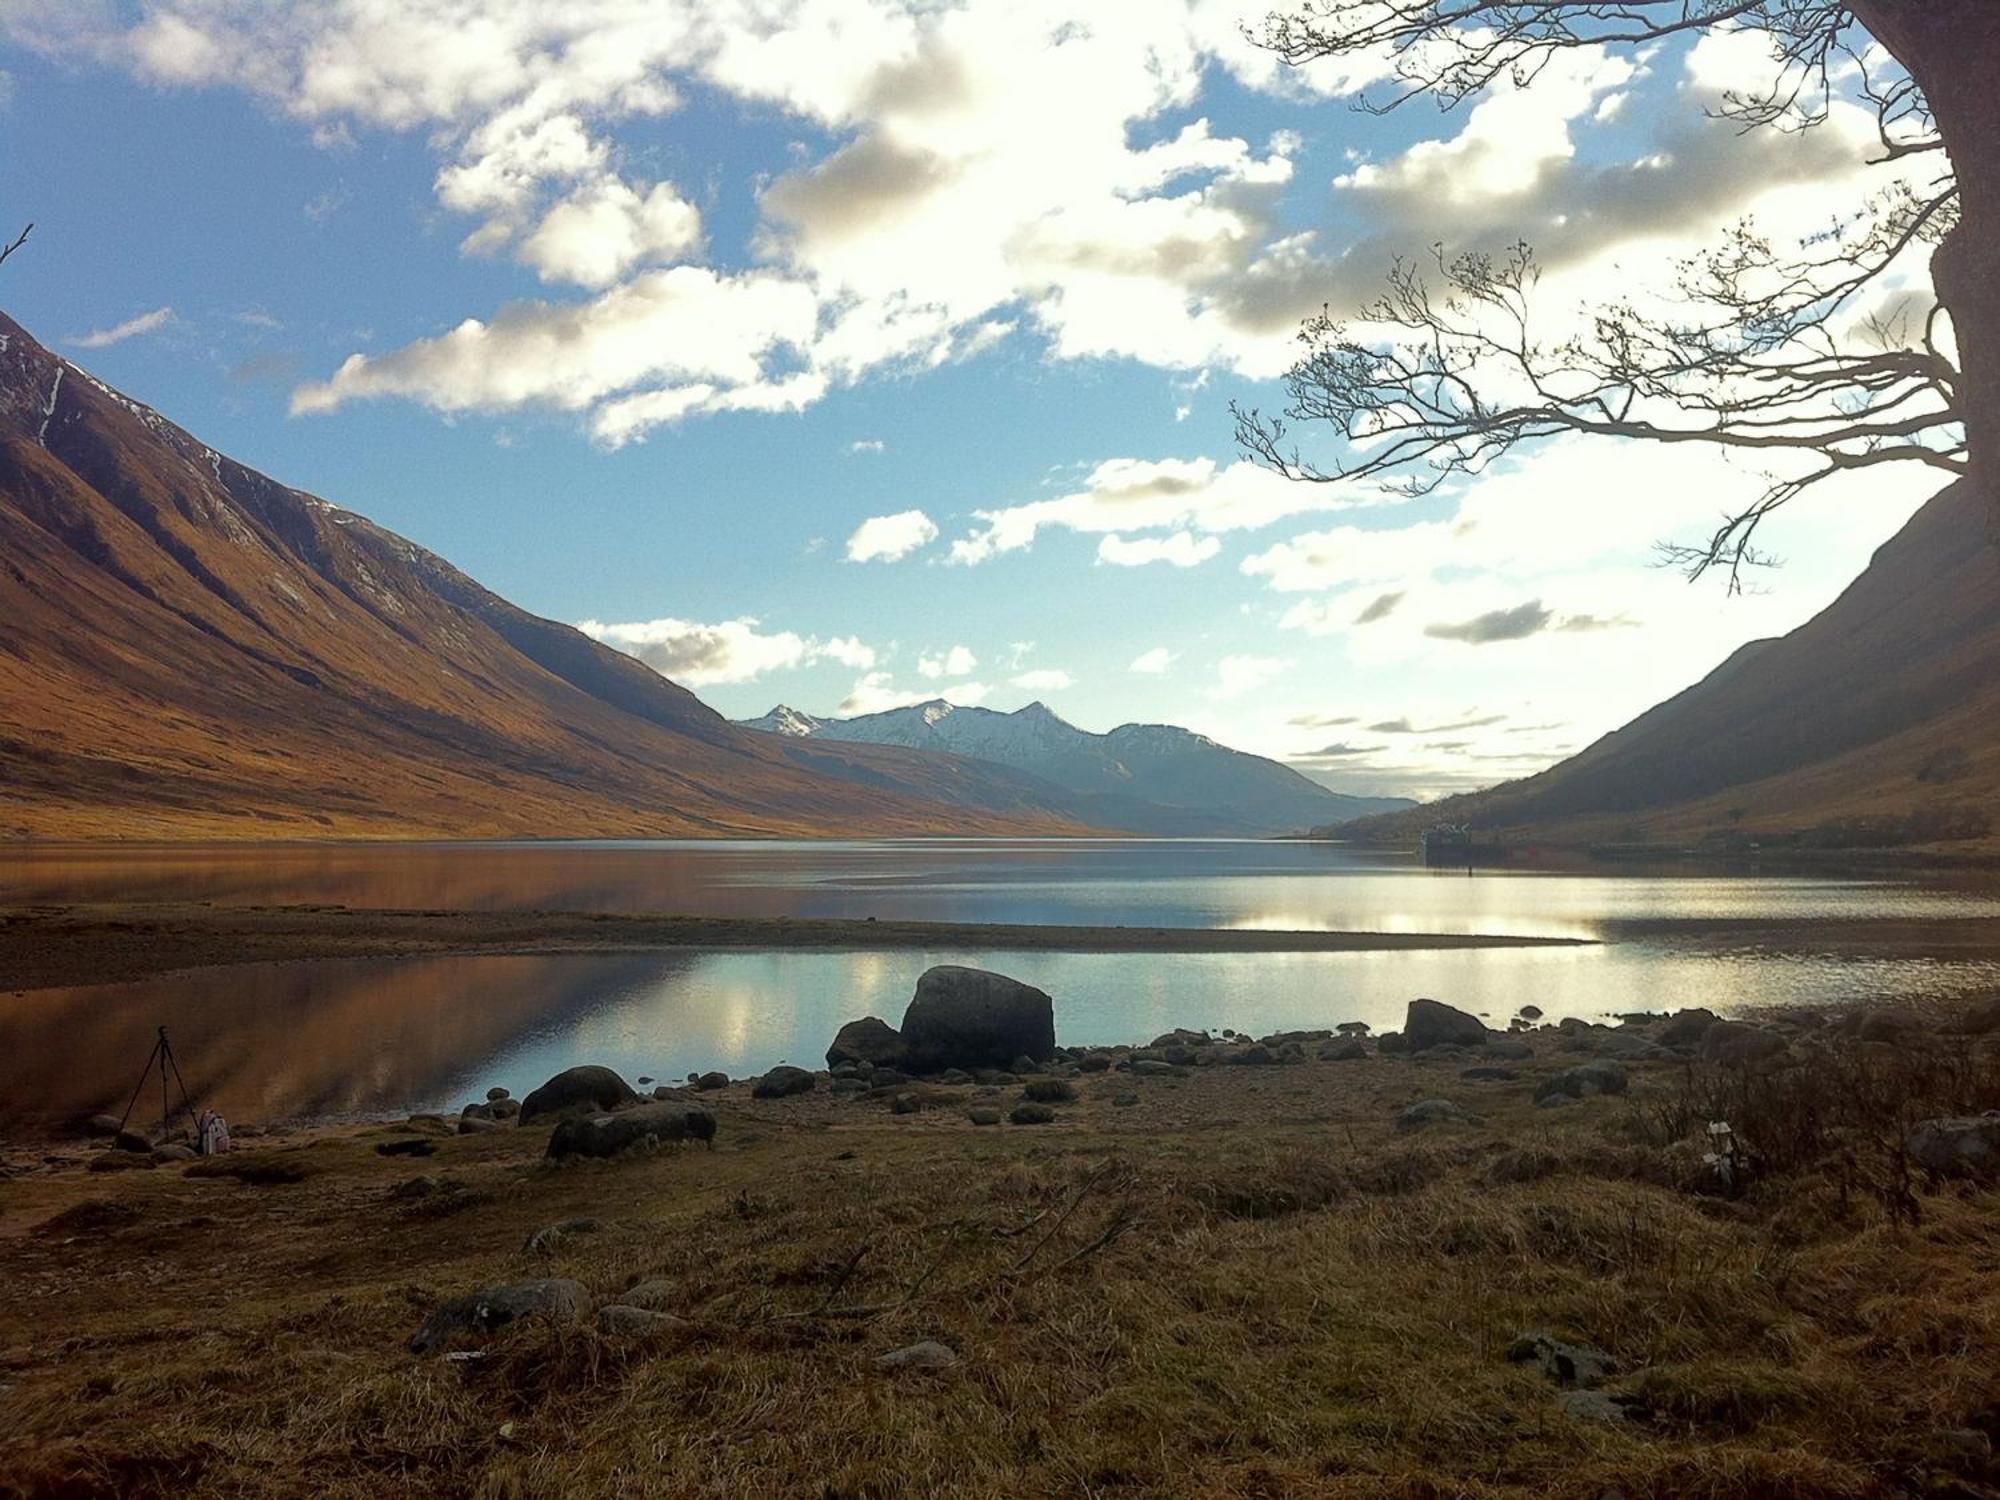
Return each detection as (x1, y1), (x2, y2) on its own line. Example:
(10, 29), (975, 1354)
(849, 438), (886, 453)
(1097, 531), (1221, 568)
(1129, 647), (1176, 675)
(1013, 668), (1073, 691)
(839, 672), (990, 715)
(845, 508), (938, 563)
(72, 305), (175, 348)
(578, 615), (874, 685)
(917, 645), (977, 679)
(1211, 654), (1284, 700)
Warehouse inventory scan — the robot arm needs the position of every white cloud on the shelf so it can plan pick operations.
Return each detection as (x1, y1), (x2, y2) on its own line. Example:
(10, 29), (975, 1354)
(845, 508), (937, 563)
(1013, 668), (1073, 691)
(577, 615), (875, 685)
(1097, 531), (1222, 568)
(917, 645), (977, 679)
(1211, 654), (1284, 700)
(839, 671), (990, 715)
(1129, 647), (1175, 675)
(517, 177), (702, 288)
(72, 305), (175, 348)
(849, 438), (886, 453)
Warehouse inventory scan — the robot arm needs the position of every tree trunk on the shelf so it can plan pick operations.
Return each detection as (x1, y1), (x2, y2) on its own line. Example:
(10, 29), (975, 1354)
(1852, 1), (2000, 528)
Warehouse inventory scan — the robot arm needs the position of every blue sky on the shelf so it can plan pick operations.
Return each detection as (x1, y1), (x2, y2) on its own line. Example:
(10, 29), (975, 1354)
(0, 2), (1941, 797)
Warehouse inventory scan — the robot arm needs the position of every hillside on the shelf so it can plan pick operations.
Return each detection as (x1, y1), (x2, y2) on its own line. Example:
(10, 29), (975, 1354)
(739, 698), (1414, 836)
(0, 311), (1091, 840)
(1333, 480), (2000, 852)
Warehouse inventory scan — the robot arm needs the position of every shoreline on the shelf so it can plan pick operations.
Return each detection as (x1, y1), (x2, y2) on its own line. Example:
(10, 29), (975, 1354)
(0, 902), (1592, 992)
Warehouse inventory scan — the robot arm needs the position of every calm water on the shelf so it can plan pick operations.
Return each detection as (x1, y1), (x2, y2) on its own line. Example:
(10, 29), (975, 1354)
(8, 840), (2000, 1134)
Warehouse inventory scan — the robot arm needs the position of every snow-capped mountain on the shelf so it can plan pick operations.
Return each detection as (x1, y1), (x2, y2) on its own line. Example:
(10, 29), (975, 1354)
(737, 699), (1415, 836)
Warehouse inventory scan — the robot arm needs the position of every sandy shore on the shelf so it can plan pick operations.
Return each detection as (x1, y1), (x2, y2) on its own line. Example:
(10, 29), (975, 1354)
(0, 901), (1596, 991)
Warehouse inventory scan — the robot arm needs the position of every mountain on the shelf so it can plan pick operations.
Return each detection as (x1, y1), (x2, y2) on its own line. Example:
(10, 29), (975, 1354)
(737, 698), (1415, 836)
(0, 310), (1094, 840)
(1332, 479), (2000, 853)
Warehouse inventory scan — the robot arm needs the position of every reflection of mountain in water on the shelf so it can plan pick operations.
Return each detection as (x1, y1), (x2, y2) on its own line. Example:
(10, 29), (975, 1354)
(0, 953), (694, 1131)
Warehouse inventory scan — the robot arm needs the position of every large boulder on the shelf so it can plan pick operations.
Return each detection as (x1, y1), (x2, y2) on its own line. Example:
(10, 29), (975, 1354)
(545, 1103), (716, 1160)
(1534, 1060), (1629, 1105)
(1699, 1022), (1789, 1067)
(1907, 1114), (2000, 1177)
(753, 1065), (816, 1099)
(900, 966), (1055, 1073)
(1403, 998), (1487, 1051)
(826, 1017), (909, 1071)
(518, 1065), (639, 1123)
(1656, 1008), (1721, 1049)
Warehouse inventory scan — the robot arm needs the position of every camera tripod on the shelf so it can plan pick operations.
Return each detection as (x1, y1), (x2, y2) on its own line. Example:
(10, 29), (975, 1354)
(116, 1025), (202, 1145)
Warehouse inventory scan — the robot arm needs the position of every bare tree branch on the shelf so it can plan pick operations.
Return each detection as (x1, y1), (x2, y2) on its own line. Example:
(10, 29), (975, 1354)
(0, 223), (32, 270)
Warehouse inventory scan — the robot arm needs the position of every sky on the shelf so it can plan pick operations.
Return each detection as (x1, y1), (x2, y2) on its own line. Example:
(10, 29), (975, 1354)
(0, 1), (1947, 799)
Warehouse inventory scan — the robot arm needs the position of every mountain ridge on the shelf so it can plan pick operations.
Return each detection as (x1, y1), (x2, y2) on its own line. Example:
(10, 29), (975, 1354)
(0, 309), (1094, 840)
(737, 697), (1415, 836)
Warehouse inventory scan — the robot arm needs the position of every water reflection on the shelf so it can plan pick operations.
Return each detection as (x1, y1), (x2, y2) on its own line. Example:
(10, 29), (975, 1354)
(11, 942), (2000, 1135)
(9, 839), (2000, 937)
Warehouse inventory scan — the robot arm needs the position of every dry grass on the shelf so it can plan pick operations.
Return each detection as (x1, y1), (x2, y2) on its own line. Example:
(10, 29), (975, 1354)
(5, 1038), (2000, 1499)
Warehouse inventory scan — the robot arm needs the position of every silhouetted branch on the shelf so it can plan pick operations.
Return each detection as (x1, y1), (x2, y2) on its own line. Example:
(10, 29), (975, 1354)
(0, 223), (32, 269)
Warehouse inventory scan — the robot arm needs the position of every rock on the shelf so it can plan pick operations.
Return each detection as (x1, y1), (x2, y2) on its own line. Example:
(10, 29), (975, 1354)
(637, 1076), (654, 1086)
(1320, 1039), (1368, 1061)
(389, 1176), (438, 1201)
(968, 1107), (1002, 1126)
(936, 1068), (974, 1086)
(1225, 1045), (1276, 1066)
(877, 1340), (957, 1370)
(1534, 1060), (1629, 1105)
(1856, 1010), (1915, 1044)
(695, 1072), (729, 1091)
(87, 1151), (154, 1173)
(518, 1066), (639, 1123)
(486, 1087), (511, 1101)
(830, 1077), (868, 1095)
(1009, 1102), (1056, 1125)
(151, 1144), (197, 1163)
(1517, 1005), (1544, 1021)
(1486, 1038), (1534, 1060)
(608, 1279), (676, 1312)
(1699, 1021), (1789, 1066)
(1907, 1114), (2000, 1177)
(1010, 1054), (1038, 1075)
(899, 965), (1055, 1073)
(827, 1016), (909, 1070)
(1376, 1032), (1408, 1055)
(1508, 1331), (1615, 1388)
(597, 1304), (676, 1336)
(522, 1217), (599, 1255)
(1151, 1029), (1212, 1049)
(1077, 1053), (1112, 1073)
(407, 1113), (452, 1132)
(1336, 1021), (1371, 1035)
(1557, 1390), (1646, 1424)
(1460, 1066), (1520, 1083)
(868, 1068), (910, 1090)
(489, 1098), (521, 1121)
(375, 1138), (437, 1158)
(546, 1103), (717, 1160)
(1112, 1092), (1140, 1108)
(457, 1115), (506, 1135)
(1404, 998), (1487, 1051)
(753, 1065), (816, 1099)
(409, 1278), (588, 1355)
(114, 1129), (154, 1154)
(1657, 1008), (1721, 1048)
(1130, 1059), (1179, 1077)
(84, 1114), (123, 1138)
(1395, 1098), (1475, 1132)
(1021, 1078), (1076, 1103)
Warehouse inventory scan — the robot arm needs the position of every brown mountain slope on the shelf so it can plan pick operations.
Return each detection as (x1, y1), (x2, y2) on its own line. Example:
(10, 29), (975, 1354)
(0, 311), (1089, 840)
(1335, 480), (2000, 851)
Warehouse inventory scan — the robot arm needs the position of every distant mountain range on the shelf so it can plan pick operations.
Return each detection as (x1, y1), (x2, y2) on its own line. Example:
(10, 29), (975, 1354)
(1334, 479), (2000, 854)
(738, 699), (1416, 836)
(0, 309), (1097, 840)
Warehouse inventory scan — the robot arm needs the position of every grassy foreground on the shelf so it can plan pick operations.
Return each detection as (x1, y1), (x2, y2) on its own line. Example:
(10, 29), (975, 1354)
(5, 1017), (2000, 1498)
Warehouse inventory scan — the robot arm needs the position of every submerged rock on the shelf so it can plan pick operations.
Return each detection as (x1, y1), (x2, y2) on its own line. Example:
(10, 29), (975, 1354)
(900, 966), (1055, 1073)
(518, 1066), (639, 1123)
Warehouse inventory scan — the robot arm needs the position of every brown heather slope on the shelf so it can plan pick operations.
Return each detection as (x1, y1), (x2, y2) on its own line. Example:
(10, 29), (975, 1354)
(1336, 480), (2000, 852)
(0, 311), (1091, 840)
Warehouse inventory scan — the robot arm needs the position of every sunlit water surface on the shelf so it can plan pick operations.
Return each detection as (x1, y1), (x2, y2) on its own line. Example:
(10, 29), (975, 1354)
(7, 840), (1999, 1132)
